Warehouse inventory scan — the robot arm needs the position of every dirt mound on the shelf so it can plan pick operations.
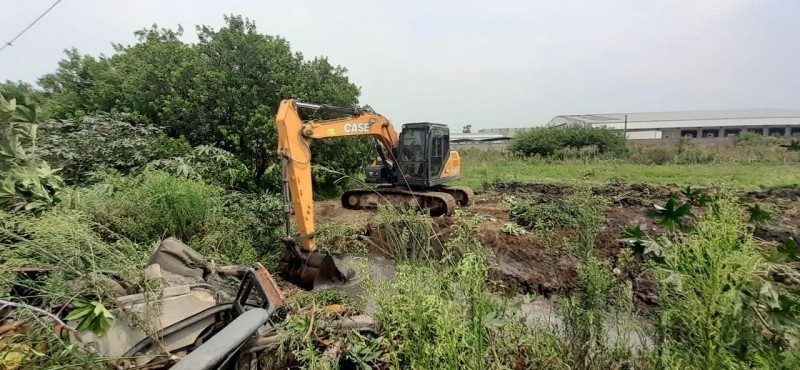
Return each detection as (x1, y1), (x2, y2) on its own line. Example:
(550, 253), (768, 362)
(479, 222), (577, 294)
(315, 200), (373, 227)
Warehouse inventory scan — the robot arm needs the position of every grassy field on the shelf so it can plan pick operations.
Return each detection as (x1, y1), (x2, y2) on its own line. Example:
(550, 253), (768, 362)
(457, 150), (800, 191)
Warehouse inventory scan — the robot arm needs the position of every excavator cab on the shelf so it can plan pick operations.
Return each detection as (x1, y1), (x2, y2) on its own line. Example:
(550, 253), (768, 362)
(367, 123), (453, 187)
(395, 123), (451, 187)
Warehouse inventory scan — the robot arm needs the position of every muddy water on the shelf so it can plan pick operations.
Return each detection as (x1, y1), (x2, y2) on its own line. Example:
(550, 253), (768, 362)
(314, 254), (653, 350)
(520, 297), (654, 350)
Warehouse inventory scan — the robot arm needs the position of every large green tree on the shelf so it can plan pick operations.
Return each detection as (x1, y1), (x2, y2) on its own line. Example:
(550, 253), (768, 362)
(38, 15), (372, 192)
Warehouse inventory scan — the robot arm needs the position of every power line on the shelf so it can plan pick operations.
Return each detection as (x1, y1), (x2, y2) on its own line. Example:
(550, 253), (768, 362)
(0, 0), (63, 53)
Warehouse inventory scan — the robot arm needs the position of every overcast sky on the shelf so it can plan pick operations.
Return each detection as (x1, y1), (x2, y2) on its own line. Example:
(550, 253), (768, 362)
(1, 0), (798, 128)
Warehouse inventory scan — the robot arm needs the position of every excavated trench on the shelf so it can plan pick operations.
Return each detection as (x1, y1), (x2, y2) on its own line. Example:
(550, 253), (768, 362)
(314, 182), (800, 311)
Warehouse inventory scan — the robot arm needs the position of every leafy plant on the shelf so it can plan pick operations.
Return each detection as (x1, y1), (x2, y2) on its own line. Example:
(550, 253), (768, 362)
(618, 225), (662, 262)
(501, 222), (528, 236)
(746, 203), (773, 225)
(649, 196), (694, 231)
(342, 332), (384, 369)
(0, 93), (64, 211)
(778, 237), (799, 261)
(65, 300), (115, 337)
(765, 237), (800, 263)
(679, 185), (713, 206)
(145, 144), (253, 190)
(37, 113), (191, 185)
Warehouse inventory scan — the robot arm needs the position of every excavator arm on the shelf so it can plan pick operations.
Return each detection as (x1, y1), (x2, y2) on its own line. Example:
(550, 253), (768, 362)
(276, 99), (399, 253)
(275, 99), (401, 289)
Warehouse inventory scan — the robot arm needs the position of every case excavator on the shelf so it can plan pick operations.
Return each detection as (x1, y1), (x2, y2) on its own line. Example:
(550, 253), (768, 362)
(276, 99), (472, 289)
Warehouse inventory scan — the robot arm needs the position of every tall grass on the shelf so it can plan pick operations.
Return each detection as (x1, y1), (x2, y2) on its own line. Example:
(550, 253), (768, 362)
(366, 231), (567, 369)
(509, 190), (609, 251)
(74, 171), (221, 243)
(68, 171), (283, 264)
(0, 209), (149, 306)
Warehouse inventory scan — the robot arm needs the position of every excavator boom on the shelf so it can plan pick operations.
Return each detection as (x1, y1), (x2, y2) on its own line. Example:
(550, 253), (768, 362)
(275, 99), (471, 289)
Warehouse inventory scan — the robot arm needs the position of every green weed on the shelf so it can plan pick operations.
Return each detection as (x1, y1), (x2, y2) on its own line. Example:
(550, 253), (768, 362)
(509, 191), (609, 250)
(651, 195), (788, 368)
(70, 171), (282, 264)
(560, 255), (641, 369)
(368, 206), (435, 262)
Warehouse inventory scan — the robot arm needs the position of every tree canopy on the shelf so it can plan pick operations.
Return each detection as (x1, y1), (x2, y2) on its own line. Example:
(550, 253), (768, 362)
(36, 15), (371, 192)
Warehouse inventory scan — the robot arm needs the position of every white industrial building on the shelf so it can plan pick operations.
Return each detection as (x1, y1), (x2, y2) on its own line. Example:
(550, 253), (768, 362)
(546, 109), (800, 139)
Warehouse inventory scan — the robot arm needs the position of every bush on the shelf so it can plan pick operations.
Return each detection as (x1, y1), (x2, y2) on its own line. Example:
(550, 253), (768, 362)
(510, 126), (626, 158)
(1, 93), (64, 212)
(146, 145), (254, 191)
(652, 195), (791, 368)
(509, 191), (609, 249)
(37, 113), (192, 185)
(71, 171), (283, 263)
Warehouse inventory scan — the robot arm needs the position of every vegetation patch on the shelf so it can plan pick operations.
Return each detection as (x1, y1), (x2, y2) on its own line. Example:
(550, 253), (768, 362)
(509, 126), (627, 158)
(652, 195), (799, 368)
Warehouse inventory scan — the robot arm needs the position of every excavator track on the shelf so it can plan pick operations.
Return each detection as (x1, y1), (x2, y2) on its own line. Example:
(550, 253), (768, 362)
(438, 186), (474, 206)
(341, 188), (458, 217)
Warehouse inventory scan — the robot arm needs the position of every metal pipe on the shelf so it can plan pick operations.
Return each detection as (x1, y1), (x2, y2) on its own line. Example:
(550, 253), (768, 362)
(171, 308), (271, 370)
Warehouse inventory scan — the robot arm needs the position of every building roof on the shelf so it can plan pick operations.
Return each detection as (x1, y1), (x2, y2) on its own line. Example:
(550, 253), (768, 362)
(549, 109), (800, 130)
(450, 132), (511, 143)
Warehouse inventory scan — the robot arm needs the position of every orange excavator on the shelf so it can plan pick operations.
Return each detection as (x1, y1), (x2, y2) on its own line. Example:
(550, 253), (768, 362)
(275, 99), (472, 289)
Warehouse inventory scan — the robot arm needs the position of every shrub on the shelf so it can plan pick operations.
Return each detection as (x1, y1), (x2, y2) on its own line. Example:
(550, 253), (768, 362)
(37, 113), (192, 185)
(0, 94), (64, 212)
(652, 195), (784, 368)
(146, 144), (254, 191)
(509, 126), (626, 158)
(509, 191), (609, 249)
(71, 171), (283, 263)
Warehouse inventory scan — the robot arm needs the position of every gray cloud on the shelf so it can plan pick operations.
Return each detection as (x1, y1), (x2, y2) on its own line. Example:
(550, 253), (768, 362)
(1, 0), (798, 129)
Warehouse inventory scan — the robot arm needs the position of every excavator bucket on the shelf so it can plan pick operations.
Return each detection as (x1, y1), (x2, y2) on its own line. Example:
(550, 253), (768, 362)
(279, 244), (355, 291)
